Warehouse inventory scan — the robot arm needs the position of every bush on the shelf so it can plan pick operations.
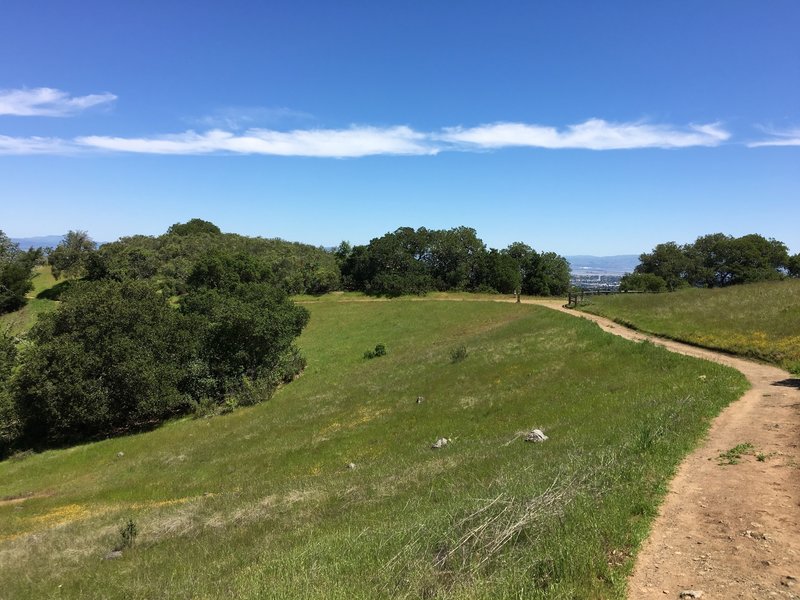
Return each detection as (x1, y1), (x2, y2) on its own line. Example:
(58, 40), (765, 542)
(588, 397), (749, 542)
(275, 345), (307, 383)
(363, 343), (387, 359)
(619, 272), (667, 293)
(180, 283), (309, 397)
(116, 518), (138, 550)
(13, 280), (198, 445)
(192, 397), (218, 419)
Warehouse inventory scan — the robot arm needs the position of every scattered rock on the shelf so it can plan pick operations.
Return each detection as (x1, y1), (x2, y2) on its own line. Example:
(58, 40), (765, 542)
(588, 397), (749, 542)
(743, 529), (768, 540)
(679, 591), (703, 599)
(104, 550), (123, 560)
(116, 452), (124, 458)
(524, 429), (548, 443)
(781, 575), (797, 587)
(346, 462), (356, 470)
(431, 437), (450, 449)
(416, 396), (424, 404)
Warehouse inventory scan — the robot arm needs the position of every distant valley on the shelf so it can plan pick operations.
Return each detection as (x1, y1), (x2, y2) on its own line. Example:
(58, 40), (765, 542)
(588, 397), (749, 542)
(11, 235), (65, 250)
(564, 254), (639, 275)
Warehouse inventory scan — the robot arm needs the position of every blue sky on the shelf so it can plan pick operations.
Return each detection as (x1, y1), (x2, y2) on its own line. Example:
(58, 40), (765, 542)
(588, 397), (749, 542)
(1, 0), (798, 254)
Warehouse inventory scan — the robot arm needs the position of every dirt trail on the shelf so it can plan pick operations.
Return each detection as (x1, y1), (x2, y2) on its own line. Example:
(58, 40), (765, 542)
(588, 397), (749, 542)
(304, 294), (799, 595)
(524, 299), (800, 599)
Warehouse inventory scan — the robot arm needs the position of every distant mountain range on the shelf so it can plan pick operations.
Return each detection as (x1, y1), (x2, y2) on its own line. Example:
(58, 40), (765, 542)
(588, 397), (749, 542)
(565, 255), (639, 275)
(11, 235), (65, 250)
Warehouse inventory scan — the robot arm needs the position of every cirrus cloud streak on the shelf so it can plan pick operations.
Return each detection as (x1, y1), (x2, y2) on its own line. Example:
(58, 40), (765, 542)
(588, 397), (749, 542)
(0, 119), (737, 157)
(0, 87), (117, 117)
(438, 119), (730, 150)
(78, 126), (437, 157)
(748, 127), (800, 147)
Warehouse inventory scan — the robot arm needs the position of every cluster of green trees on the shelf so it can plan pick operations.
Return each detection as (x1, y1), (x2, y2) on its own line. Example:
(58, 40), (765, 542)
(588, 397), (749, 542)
(0, 231), (41, 314)
(621, 233), (799, 292)
(1, 221), (311, 455)
(336, 226), (571, 297)
(49, 219), (339, 297)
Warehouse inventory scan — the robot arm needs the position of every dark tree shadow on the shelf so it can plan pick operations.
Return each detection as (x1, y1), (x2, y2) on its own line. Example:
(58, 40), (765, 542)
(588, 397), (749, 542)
(36, 280), (74, 300)
(773, 378), (800, 389)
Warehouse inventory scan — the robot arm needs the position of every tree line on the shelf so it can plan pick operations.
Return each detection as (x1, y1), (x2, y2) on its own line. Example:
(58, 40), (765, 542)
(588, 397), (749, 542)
(621, 233), (799, 292)
(335, 226), (571, 297)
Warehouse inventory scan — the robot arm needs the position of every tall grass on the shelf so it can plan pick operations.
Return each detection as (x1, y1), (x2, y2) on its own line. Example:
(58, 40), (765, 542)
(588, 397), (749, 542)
(578, 279), (800, 373)
(0, 299), (746, 598)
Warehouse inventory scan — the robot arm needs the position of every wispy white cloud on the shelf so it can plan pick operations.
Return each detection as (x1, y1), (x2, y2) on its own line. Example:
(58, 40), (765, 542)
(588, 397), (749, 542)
(0, 118), (734, 157)
(0, 87), (117, 117)
(438, 119), (730, 150)
(0, 134), (76, 155)
(748, 127), (800, 147)
(77, 126), (437, 157)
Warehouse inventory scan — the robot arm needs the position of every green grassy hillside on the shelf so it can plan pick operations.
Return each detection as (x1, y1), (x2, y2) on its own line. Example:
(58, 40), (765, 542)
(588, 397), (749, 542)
(0, 299), (746, 599)
(577, 280), (800, 373)
(0, 265), (60, 335)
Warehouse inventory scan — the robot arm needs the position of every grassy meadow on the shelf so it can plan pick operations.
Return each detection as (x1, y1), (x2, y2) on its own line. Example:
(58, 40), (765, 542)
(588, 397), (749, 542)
(577, 279), (800, 374)
(0, 298), (747, 599)
(0, 266), (60, 335)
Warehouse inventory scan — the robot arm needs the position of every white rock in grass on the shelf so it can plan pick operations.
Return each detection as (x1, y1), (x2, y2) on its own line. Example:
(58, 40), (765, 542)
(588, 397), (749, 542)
(524, 429), (548, 443)
(431, 437), (450, 449)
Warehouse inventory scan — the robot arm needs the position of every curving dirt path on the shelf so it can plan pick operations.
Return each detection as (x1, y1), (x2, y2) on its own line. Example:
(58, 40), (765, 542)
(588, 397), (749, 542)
(305, 294), (799, 595)
(524, 299), (800, 599)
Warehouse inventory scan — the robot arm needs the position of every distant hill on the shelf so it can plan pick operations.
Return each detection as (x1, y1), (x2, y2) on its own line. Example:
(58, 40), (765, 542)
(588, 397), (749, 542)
(11, 235), (64, 250)
(565, 254), (639, 275)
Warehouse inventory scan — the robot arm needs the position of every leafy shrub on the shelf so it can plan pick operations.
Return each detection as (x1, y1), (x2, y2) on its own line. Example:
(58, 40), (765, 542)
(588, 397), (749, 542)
(619, 272), (667, 293)
(193, 397), (217, 419)
(180, 283), (309, 397)
(274, 345), (307, 383)
(450, 345), (468, 363)
(13, 280), (198, 445)
(364, 343), (387, 359)
(220, 396), (238, 414)
(116, 518), (138, 550)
